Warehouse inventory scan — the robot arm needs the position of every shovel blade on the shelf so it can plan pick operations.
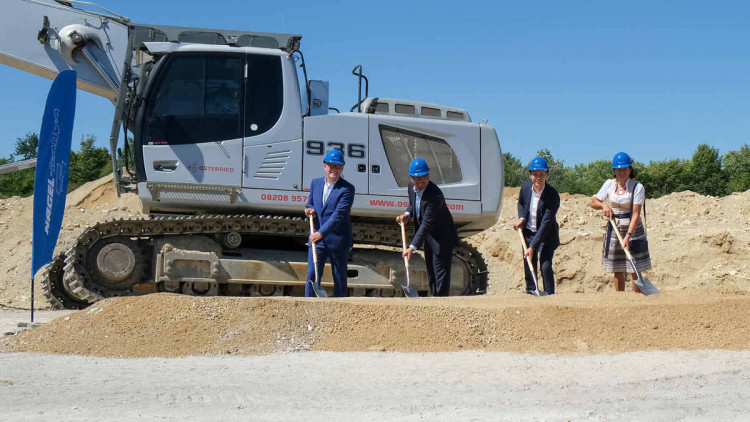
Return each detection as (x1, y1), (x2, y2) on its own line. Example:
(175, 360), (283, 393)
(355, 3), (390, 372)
(401, 285), (419, 298)
(309, 280), (328, 298)
(634, 277), (659, 296)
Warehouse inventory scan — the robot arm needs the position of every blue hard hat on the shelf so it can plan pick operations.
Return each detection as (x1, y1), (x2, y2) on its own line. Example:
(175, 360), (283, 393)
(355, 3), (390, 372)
(408, 157), (430, 177)
(528, 156), (549, 171)
(611, 152), (632, 169)
(324, 149), (345, 165)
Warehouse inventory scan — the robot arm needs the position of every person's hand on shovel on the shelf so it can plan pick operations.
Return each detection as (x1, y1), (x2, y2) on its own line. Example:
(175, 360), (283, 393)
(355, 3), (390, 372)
(402, 247), (414, 261)
(523, 245), (534, 259)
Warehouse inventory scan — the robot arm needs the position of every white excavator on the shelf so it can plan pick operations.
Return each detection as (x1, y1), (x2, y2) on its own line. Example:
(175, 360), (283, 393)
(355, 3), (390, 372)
(0, 0), (504, 308)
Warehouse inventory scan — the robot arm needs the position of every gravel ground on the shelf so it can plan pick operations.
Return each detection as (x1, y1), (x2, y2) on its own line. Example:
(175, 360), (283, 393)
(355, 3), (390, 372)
(1, 350), (749, 421)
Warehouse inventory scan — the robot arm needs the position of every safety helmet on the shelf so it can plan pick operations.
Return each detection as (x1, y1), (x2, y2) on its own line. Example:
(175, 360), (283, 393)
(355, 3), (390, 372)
(611, 152), (632, 169)
(528, 156), (550, 171)
(324, 149), (345, 166)
(408, 157), (430, 177)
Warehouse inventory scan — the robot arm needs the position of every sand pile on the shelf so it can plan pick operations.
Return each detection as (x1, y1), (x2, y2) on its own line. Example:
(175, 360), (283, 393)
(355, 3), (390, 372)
(472, 188), (750, 294)
(0, 175), (143, 309)
(2, 179), (749, 358)
(2, 292), (748, 357)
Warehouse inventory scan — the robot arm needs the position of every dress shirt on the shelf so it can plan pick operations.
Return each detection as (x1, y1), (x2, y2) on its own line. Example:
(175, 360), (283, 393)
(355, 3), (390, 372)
(526, 185), (544, 233)
(323, 178), (337, 205)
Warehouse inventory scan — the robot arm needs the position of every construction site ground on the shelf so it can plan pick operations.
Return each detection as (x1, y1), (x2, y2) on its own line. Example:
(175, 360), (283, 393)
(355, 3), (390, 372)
(1, 176), (749, 420)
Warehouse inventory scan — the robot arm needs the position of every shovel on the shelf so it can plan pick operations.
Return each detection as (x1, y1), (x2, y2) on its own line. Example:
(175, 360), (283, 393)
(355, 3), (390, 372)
(609, 218), (659, 296)
(517, 228), (547, 297)
(307, 214), (328, 298)
(399, 221), (420, 297)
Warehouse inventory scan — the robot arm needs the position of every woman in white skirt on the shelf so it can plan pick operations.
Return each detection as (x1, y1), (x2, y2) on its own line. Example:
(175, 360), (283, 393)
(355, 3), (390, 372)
(590, 152), (651, 292)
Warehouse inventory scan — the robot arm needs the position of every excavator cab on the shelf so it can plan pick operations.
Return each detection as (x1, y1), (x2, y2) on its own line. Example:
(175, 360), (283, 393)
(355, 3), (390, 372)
(133, 44), (304, 213)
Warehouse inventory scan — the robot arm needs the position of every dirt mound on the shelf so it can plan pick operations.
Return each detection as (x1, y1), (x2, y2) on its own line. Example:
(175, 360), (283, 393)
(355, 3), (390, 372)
(3, 292), (748, 357)
(0, 175), (143, 309)
(472, 188), (750, 294)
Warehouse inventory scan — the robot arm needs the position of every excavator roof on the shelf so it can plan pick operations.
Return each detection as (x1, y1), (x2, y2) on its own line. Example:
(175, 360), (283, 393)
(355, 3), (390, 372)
(130, 23), (301, 51)
(142, 42), (289, 57)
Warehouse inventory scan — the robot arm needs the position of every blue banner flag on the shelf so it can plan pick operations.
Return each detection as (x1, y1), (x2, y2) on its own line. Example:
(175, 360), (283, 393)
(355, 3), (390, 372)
(31, 70), (77, 279)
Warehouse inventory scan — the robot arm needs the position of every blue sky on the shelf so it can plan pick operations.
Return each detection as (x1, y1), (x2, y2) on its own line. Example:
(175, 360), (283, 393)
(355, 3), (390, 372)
(1, 0), (748, 166)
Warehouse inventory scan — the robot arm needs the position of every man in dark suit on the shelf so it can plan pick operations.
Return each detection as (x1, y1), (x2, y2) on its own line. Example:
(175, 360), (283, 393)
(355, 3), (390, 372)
(304, 149), (355, 297)
(513, 156), (561, 294)
(396, 158), (459, 296)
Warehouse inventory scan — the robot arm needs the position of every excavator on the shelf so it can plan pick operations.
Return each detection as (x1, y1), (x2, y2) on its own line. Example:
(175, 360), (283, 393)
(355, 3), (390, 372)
(0, 0), (504, 309)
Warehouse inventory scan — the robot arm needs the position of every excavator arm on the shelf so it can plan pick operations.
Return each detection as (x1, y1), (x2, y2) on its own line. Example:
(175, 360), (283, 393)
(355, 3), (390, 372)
(1, 0), (301, 193)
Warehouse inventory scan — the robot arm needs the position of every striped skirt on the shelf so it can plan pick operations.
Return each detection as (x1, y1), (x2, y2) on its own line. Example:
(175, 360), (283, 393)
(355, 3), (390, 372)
(601, 220), (652, 273)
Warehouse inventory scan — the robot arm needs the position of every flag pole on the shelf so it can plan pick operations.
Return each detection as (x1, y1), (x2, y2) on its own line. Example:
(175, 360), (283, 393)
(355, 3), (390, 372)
(31, 276), (34, 323)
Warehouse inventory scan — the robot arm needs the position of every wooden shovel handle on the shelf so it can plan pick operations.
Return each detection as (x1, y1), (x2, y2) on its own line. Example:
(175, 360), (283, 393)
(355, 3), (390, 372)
(309, 215), (317, 264)
(609, 218), (634, 261)
(517, 228), (535, 271)
(399, 221), (410, 269)
(399, 221), (408, 252)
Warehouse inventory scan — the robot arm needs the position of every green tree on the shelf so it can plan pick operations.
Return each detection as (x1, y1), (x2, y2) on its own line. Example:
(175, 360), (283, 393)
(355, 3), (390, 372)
(503, 152), (526, 187)
(0, 167), (35, 198)
(68, 135), (112, 191)
(0, 134), (39, 198)
(536, 149), (578, 193)
(638, 158), (690, 198)
(688, 144), (726, 196)
(572, 159), (613, 196)
(116, 137), (136, 174)
(723, 144), (750, 193)
(14, 132), (39, 160)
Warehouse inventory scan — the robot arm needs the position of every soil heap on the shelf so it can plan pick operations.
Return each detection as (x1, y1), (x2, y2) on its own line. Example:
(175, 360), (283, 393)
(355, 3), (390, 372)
(3, 292), (749, 357)
(1, 175), (748, 357)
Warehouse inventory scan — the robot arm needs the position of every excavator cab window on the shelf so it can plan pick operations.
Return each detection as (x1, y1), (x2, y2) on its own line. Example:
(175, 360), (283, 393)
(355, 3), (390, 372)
(145, 54), (243, 144)
(143, 52), (284, 145)
(378, 124), (463, 187)
(244, 54), (283, 136)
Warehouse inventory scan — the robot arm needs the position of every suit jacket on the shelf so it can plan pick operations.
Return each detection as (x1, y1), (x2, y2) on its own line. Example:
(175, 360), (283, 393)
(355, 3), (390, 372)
(306, 177), (355, 250)
(407, 181), (459, 255)
(517, 180), (560, 250)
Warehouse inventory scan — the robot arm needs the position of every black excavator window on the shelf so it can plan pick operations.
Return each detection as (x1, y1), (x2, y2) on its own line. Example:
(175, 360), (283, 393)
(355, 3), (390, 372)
(244, 54), (283, 137)
(145, 54), (243, 144)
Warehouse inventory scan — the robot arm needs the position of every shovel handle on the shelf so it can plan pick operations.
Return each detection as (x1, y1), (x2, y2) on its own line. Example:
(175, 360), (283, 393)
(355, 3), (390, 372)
(309, 215), (318, 265)
(399, 221), (410, 269)
(609, 218), (635, 261)
(516, 228), (535, 270)
(517, 228), (541, 292)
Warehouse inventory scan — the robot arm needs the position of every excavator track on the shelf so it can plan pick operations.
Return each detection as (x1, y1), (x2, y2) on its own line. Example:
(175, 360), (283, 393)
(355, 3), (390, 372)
(42, 214), (488, 308)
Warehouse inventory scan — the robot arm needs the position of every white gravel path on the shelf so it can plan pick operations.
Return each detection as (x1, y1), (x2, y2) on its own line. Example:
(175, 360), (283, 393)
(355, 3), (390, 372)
(1, 349), (749, 421)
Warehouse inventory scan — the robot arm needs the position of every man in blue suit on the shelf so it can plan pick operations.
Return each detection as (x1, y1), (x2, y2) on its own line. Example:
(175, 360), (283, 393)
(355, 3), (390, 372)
(304, 149), (355, 297)
(513, 156), (560, 295)
(396, 158), (459, 296)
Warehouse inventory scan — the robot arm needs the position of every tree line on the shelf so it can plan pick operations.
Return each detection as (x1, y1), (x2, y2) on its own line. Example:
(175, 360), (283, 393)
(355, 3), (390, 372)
(0, 132), (113, 199)
(2, 133), (749, 200)
(504, 144), (750, 198)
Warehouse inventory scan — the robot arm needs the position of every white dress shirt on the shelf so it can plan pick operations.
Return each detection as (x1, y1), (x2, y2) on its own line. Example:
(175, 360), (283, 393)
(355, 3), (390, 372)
(526, 185), (544, 233)
(323, 178), (337, 205)
(406, 185), (426, 250)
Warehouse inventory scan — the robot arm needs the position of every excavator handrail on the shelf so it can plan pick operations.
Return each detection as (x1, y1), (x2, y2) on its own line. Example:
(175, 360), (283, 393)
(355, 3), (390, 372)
(349, 65), (369, 112)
